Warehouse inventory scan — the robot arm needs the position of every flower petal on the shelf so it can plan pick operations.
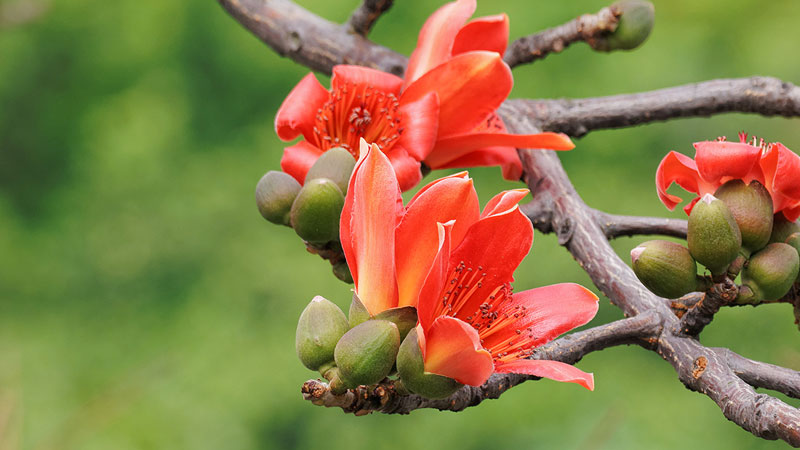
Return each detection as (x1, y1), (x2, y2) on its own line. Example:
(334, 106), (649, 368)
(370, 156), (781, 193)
(385, 145), (423, 192)
(404, 0), (477, 87)
(422, 316), (494, 386)
(494, 359), (594, 390)
(782, 204), (800, 222)
(480, 283), (599, 352)
(275, 73), (330, 142)
(340, 140), (402, 314)
(331, 65), (403, 94)
(280, 141), (325, 184)
(761, 142), (800, 214)
(395, 175), (480, 307)
(693, 141), (761, 184)
(449, 205), (533, 320)
(655, 151), (701, 211)
(452, 14), (509, 56)
(417, 221), (454, 333)
(402, 51), (512, 137)
(430, 145), (523, 180)
(481, 189), (530, 219)
(397, 92), (440, 161)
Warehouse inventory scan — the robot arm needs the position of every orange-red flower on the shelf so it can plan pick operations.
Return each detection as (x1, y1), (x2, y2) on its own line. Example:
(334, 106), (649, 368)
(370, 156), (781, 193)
(656, 133), (800, 221)
(275, 0), (574, 192)
(341, 139), (598, 389)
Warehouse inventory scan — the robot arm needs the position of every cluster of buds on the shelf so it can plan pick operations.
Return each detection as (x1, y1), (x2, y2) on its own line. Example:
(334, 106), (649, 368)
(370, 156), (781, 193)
(632, 179), (800, 303)
(255, 148), (356, 282)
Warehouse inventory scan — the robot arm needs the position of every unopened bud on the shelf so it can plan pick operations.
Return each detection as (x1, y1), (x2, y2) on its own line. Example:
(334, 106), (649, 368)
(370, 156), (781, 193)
(348, 293), (371, 328)
(770, 214), (800, 244)
(396, 328), (462, 399)
(374, 306), (418, 341)
(688, 194), (742, 275)
(785, 232), (800, 282)
(304, 147), (356, 194)
(290, 178), (345, 244)
(593, 1), (654, 52)
(255, 171), (302, 226)
(741, 243), (800, 301)
(714, 180), (773, 254)
(295, 296), (350, 371)
(334, 319), (400, 388)
(332, 261), (354, 284)
(631, 240), (698, 298)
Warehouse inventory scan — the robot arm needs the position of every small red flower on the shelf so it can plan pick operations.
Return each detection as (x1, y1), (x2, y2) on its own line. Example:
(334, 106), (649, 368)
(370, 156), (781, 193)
(656, 133), (800, 221)
(275, 0), (574, 192)
(341, 139), (598, 389)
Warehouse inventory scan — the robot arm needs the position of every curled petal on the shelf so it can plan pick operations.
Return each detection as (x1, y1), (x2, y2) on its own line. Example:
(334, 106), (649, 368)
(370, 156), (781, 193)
(340, 141), (402, 314)
(494, 359), (594, 391)
(416, 221), (454, 332)
(422, 316), (494, 386)
(397, 92), (440, 161)
(280, 141), (324, 184)
(396, 176), (480, 307)
(403, 51), (512, 137)
(385, 145), (423, 192)
(331, 65), (403, 94)
(426, 131), (573, 169)
(481, 189), (529, 218)
(693, 141), (761, 184)
(452, 14), (509, 56)
(655, 151), (701, 211)
(404, 0), (477, 86)
(761, 143), (800, 214)
(275, 73), (329, 142)
(430, 145), (523, 181)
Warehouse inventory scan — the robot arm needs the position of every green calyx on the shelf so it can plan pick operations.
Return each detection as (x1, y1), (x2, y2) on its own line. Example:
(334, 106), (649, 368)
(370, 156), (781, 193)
(688, 194), (742, 276)
(290, 178), (345, 244)
(631, 240), (699, 298)
(770, 214), (800, 244)
(396, 328), (462, 399)
(714, 180), (773, 253)
(784, 232), (800, 282)
(331, 261), (354, 284)
(348, 293), (417, 340)
(255, 171), (302, 226)
(741, 243), (800, 302)
(304, 147), (356, 195)
(295, 296), (350, 371)
(334, 319), (400, 388)
(593, 1), (655, 52)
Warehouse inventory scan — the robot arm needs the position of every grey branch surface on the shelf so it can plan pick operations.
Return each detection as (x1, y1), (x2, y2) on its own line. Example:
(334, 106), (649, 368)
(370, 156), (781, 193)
(217, 0), (800, 445)
(503, 5), (620, 68)
(347, 0), (394, 37)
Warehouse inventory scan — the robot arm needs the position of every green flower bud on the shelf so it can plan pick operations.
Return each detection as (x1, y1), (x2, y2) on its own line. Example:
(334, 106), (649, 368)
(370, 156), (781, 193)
(714, 180), (773, 254)
(770, 213), (800, 244)
(593, 1), (655, 52)
(396, 328), (462, 399)
(688, 194), (742, 276)
(255, 171), (302, 226)
(290, 178), (345, 244)
(332, 261), (354, 284)
(631, 240), (698, 298)
(295, 296), (350, 371)
(741, 243), (800, 301)
(374, 306), (418, 341)
(348, 293), (371, 328)
(785, 232), (800, 282)
(334, 319), (400, 388)
(304, 147), (356, 194)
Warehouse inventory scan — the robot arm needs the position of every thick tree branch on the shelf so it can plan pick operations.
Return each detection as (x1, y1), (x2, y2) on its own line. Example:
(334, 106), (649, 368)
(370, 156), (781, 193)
(302, 313), (662, 414)
(714, 347), (800, 399)
(518, 77), (800, 137)
(347, 0), (394, 37)
(504, 5), (620, 68)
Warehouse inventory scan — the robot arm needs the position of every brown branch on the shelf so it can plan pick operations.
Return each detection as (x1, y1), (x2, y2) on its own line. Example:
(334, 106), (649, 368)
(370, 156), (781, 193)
(714, 347), (800, 399)
(302, 313), (662, 414)
(504, 5), (620, 68)
(519, 77), (800, 137)
(677, 278), (738, 336)
(347, 0), (394, 37)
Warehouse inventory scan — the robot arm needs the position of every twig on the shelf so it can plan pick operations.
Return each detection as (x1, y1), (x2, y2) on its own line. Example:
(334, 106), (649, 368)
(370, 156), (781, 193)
(504, 5), (620, 68)
(517, 77), (800, 138)
(347, 0), (393, 37)
(677, 278), (738, 336)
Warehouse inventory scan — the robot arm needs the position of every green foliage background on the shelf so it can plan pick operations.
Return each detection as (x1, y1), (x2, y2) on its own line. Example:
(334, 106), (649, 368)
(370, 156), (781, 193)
(1, 0), (799, 448)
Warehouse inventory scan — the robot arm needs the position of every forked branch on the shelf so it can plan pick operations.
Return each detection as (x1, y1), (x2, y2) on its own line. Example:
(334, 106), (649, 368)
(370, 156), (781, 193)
(347, 0), (394, 36)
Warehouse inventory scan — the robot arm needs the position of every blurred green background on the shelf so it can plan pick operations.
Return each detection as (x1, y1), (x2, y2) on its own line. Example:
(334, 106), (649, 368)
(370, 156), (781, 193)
(1, 0), (799, 448)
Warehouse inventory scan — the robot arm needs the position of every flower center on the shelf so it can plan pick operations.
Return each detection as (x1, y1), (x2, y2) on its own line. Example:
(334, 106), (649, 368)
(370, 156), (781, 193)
(312, 82), (403, 158)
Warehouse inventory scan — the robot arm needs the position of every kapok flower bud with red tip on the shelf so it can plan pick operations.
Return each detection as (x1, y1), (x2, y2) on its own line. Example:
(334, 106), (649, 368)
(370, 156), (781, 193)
(740, 243), (800, 302)
(334, 319), (400, 388)
(593, 1), (655, 52)
(304, 147), (356, 194)
(290, 178), (345, 244)
(631, 240), (698, 299)
(688, 194), (742, 276)
(397, 328), (463, 399)
(714, 179), (773, 254)
(255, 171), (302, 226)
(295, 296), (350, 371)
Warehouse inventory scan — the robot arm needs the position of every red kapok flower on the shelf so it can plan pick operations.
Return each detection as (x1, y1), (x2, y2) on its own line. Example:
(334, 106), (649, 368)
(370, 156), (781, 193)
(656, 133), (800, 221)
(341, 139), (598, 389)
(403, 0), (574, 180)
